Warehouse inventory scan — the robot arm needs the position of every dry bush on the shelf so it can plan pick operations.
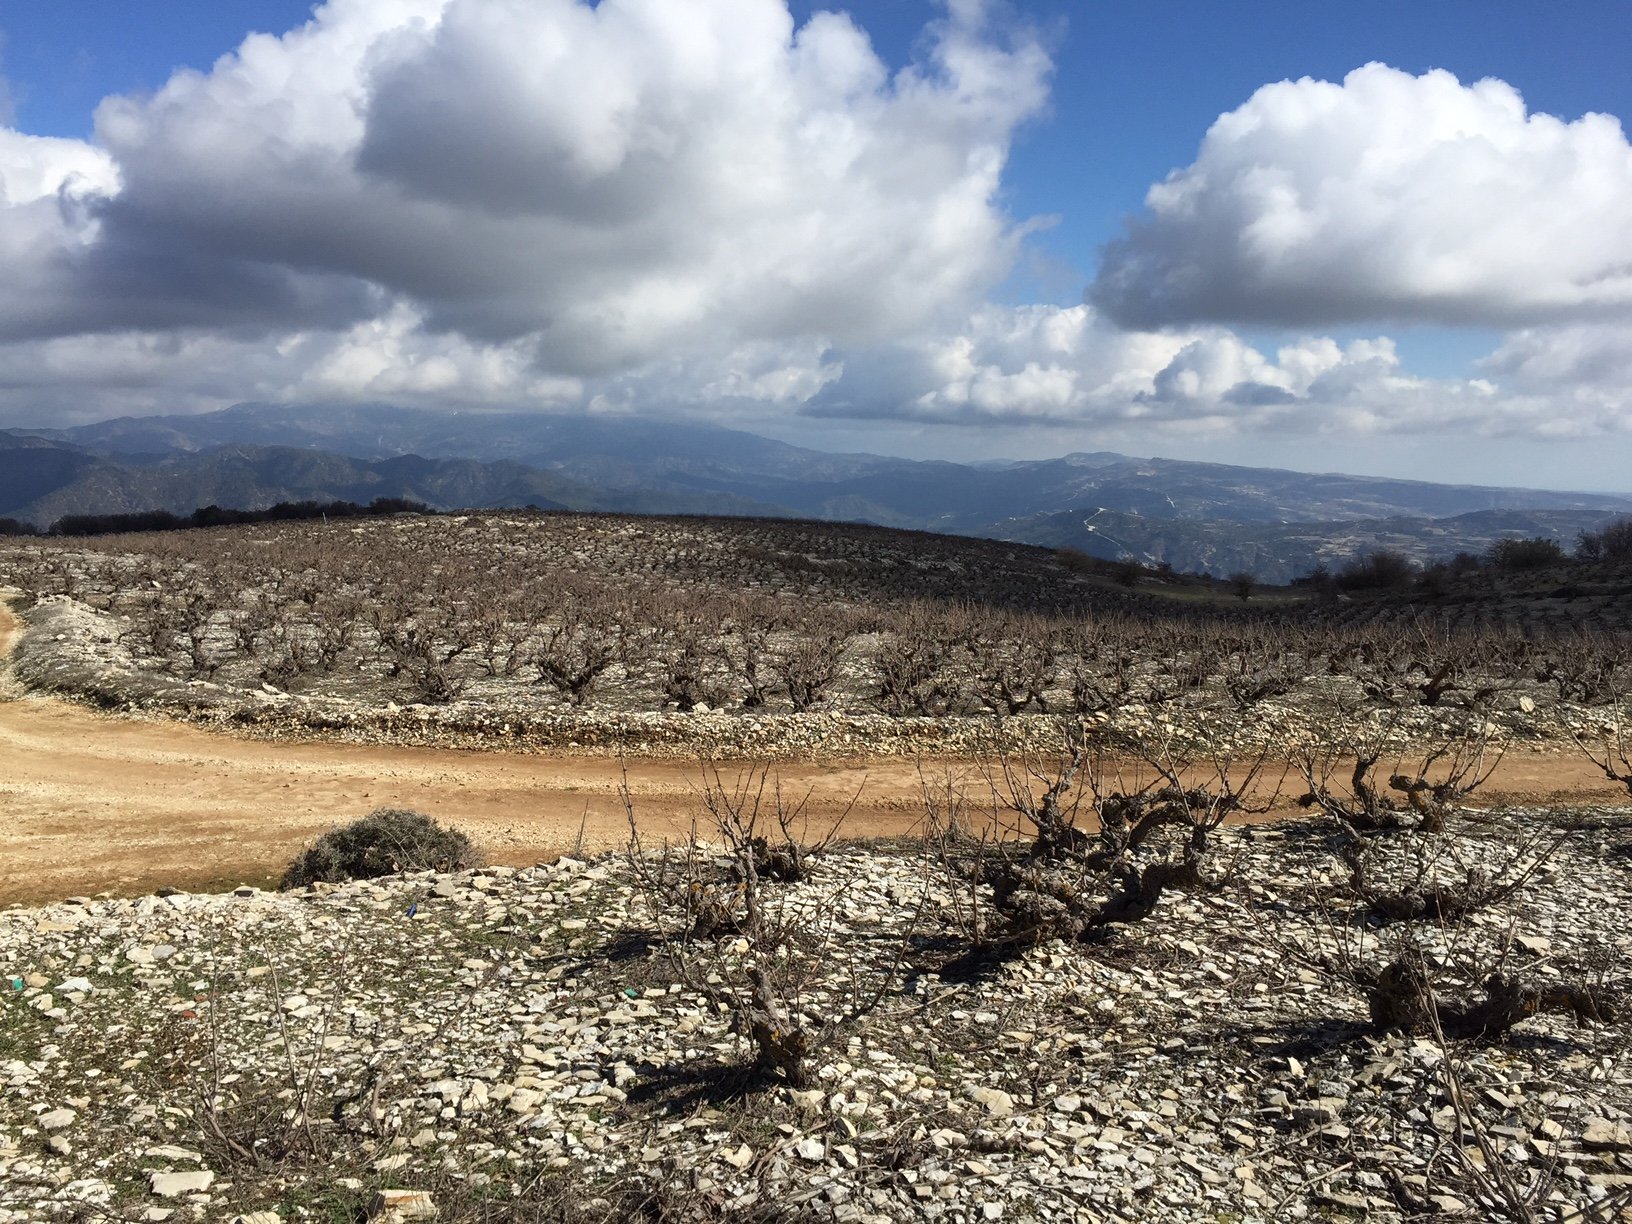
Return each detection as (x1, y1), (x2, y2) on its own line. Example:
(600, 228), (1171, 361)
(524, 583), (627, 707)
(280, 808), (481, 889)
(1218, 623), (1301, 711)
(772, 607), (855, 713)
(1536, 627), (1628, 706)
(966, 610), (1060, 715)
(710, 593), (785, 711)
(1059, 616), (1140, 715)
(872, 602), (971, 716)
(1296, 920), (1620, 1044)
(1335, 819), (1564, 925)
(643, 591), (732, 711)
(1142, 632), (1215, 708)
(1573, 703), (1632, 801)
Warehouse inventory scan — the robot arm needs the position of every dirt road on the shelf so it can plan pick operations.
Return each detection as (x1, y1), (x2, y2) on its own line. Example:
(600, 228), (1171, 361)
(0, 601), (1623, 906)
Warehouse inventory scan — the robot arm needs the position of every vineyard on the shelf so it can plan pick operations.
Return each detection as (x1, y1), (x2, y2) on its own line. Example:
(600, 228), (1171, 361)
(0, 513), (1627, 748)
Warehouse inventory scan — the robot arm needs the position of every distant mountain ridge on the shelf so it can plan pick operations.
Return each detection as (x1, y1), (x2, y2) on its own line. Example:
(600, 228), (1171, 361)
(0, 435), (794, 527)
(8, 403), (1631, 580)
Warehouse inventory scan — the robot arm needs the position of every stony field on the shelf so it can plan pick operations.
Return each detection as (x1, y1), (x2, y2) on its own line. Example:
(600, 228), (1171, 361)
(3, 806), (1630, 1223)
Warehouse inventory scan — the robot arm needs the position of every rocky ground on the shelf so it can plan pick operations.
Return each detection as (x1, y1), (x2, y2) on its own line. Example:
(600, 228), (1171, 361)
(3, 811), (1630, 1223)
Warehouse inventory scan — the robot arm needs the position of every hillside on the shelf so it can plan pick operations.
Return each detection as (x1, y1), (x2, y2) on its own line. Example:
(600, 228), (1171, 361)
(33, 404), (1632, 523)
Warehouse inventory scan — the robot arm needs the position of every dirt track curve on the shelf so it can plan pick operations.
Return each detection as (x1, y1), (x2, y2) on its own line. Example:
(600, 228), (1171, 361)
(0, 600), (1624, 907)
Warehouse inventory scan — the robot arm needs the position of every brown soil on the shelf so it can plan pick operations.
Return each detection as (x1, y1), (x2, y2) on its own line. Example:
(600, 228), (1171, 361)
(0, 600), (1623, 907)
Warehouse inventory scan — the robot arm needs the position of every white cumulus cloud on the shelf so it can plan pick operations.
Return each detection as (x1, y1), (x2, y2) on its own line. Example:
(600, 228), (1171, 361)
(1091, 63), (1632, 330)
(3, 25), (1632, 465)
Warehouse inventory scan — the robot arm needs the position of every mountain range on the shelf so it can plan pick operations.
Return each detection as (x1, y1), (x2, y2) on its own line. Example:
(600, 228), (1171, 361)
(7, 403), (1631, 583)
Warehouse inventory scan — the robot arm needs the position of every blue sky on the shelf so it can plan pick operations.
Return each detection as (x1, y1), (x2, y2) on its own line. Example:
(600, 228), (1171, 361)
(1, 1), (1629, 489)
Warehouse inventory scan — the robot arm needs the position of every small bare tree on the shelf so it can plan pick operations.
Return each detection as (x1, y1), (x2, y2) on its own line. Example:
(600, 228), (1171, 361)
(525, 589), (624, 707)
(712, 593), (785, 710)
(968, 611), (1059, 716)
(1535, 626), (1627, 706)
(623, 765), (903, 1090)
(872, 602), (971, 716)
(176, 585), (222, 677)
(644, 592), (731, 711)
(1336, 820), (1564, 925)
(774, 608), (855, 713)
(1314, 929), (1617, 1042)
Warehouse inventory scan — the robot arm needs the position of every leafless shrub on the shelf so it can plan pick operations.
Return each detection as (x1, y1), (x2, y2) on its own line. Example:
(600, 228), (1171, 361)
(1263, 920), (1619, 1220)
(1308, 925), (1619, 1043)
(188, 940), (360, 1172)
(1572, 703), (1632, 800)
(262, 616), (316, 684)
(469, 588), (530, 679)
(1059, 616), (1139, 715)
(525, 586), (624, 707)
(623, 764), (908, 1090)
(1536, 627), (1628, 706)
(644, 591), (732, 711)
(968, 611), (1059, 715)
(374, 606), (471, 703)
(1219, 624), (1301, 711)
(954, 723), (1279, 954)
(917, 761), (991, 943)
(1295, 714), (1504, 834)
(1338, 617), (1512, 711)
(307, 592), (361, 673)
(872, 601), (970, 715)
(119, 589), (178, 667)
(175, 585), (222, 677)
(229, 591), (278, 660)
(711, 593), (785, 710)
(1336, 820), (1564, 925)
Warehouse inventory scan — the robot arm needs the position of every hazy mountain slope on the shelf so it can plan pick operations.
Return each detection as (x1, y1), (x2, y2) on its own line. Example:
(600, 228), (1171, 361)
(33, 402), (888, 480)
(29, 405), (1631, 529)
(2, 441), (793, 525)
(999, 506), (1631, 583)
(10, 407), (1631, 578)
(0, 435), (108, 512)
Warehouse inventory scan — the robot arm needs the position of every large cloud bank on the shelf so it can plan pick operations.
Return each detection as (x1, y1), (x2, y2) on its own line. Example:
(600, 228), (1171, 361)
(804, 304), (1536, 438)
(6, 0), (1047, 362)
(0, 13), (1628, 450)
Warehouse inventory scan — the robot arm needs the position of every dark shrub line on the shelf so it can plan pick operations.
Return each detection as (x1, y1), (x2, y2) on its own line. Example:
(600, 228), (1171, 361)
(44, 497), (433, 537)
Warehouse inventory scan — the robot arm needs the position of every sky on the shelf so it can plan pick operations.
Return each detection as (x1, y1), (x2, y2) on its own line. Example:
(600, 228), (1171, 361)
(1, 1), (1630, 491)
